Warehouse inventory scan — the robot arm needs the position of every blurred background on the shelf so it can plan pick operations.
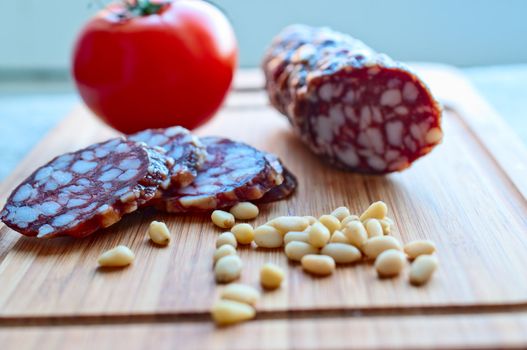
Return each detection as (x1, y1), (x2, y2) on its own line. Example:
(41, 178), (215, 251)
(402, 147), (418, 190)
(2, 0), (527, 70)
(0, 0), (526, 179)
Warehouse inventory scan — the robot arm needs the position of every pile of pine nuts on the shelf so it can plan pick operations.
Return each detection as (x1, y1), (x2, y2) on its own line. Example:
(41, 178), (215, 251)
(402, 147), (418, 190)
(210, 200), (439, 325)
(97, 200), (439, 327)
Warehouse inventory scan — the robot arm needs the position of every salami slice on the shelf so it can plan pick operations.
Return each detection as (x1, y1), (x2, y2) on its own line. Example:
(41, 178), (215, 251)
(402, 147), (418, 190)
(128, 126), (207, 188)
(255, 167), (297, 203)
(262, 25), (443, 173)
(156, 137), (283, 212)
(253, 154), (297, 203)
(0, 138), (173, 238)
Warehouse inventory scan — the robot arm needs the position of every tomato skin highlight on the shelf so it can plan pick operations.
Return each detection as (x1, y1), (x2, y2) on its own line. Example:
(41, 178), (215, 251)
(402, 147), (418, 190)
(72, 0), (237, 134)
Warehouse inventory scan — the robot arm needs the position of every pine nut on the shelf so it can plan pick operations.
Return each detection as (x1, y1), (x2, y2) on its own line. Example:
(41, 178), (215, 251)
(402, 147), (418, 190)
(211, 210), (235, 229)
(284, 231), (309, 245)
(97, 245), (135, 267)
(301, 254), (336, 276)
(341, 215), (360, 228)
(229, 202), (259, 220)
(329, 230), (349, 244)
(404, 240), (436, 259)
(410, 255), (438, 285)
(365, 219), (383, 238)
(260, 263), (285, 289)
(213, 244), (237, 264)
(359, 201), (388, 221)
(147, 221), (171, 245)
(374, 249), (406, 277)
(362, 236), (402, 259)
(321, 243), (361, 264)
(254, 225), (283, 248)
(216, 232), (237, 248)
(220, 283), (260, 305)
(284, 241), (318, 261)
(319, 214), (341, 233)
(331, 206), (350, 221)
(379, 218), (393, 234)
(231, 223), (254, 245)
(267, 216), (309, 234)
(304, 216), (318, 225)
(342, 220), (368, 247)
(211, 299), (255, 326)
(215, 255), (243, 283)
(308, 222), (330, 248)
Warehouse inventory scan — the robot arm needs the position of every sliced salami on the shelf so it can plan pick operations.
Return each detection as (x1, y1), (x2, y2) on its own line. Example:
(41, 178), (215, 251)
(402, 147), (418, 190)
(255, 167), (297, 204)
(0, 138), (173, 238)
(155, 137), (283, 212)
(262, 25), (443, 173)
(253, 154), (297, 203)
(128, 126), (207, 188)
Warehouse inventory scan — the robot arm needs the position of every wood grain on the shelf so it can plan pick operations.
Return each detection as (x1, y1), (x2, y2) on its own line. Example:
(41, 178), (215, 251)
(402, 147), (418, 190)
(2, 313), (527, 350)
(0, 65), (526, 348)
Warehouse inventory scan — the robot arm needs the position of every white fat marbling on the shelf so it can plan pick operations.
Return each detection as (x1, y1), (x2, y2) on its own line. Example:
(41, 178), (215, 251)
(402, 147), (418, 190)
(119, 158), (141, 170)
(336, 147), (359, 166)
(98, 168), (122, 182)
(12, 184), (34, 202)
(44, 181), (58, 191)
(52, 170), (73, 185)
(39, 201), (61, 216)
(52, 213), (76, 227)
(366, 128), (384, 154)
(403, 82), (419, 102)
(380, 89), (402, 107)
(367, 156), (387, 171)
(34, 166), (53, 181)
(13, 206), (40, 223)
(37, 224), (54, 237)
(386, 121), (404, 146)
(117, 169), (139, 182)
(72, 160), (97, 174)
(67, 198), (86, 208)
(360, 106), (372, 130)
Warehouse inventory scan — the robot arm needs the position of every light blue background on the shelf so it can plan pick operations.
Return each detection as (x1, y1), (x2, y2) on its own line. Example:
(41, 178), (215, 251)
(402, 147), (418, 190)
(223, 0), (527, 67)
(0, 0), (526, 70)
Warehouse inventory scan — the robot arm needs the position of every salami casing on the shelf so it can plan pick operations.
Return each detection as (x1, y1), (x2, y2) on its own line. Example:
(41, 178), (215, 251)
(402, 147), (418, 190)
(262, 25), (443, 173)
(156, 137), (283, 212)
(128, 126), (207, 188)
(0, 138), (173, 238)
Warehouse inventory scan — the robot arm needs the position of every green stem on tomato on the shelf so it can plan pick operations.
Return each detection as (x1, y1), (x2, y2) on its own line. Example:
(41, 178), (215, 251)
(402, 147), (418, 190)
(124, 0), (169, 17)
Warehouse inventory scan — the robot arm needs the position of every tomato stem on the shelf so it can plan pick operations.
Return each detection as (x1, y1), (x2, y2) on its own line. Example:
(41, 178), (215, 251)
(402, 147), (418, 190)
(123, 0), (169, 17)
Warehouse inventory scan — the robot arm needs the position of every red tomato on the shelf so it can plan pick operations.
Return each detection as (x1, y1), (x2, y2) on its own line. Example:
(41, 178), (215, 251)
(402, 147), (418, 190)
(72, 0), (237, 134)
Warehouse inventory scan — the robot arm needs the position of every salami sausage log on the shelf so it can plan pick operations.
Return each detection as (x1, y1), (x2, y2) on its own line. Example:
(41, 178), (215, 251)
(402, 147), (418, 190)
(0, 138), (173, 238)
(262, 25), (443, 173)
(155, 137), (283, 212)
(128, 126), (207, 189)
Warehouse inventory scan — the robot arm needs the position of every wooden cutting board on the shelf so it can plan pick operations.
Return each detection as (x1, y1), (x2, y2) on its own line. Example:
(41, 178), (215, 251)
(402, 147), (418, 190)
(0, 64), (526, 349)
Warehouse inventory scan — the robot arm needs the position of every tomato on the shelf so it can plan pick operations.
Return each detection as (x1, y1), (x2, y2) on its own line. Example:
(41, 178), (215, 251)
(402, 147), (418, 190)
(72, 0), (237, 134)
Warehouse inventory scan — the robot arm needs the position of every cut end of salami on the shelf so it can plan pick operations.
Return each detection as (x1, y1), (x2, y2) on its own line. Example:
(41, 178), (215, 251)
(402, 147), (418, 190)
(0, 138), (173, 238)
(128, 126), (207, 188)
(156, 137), (284, 212)
(262, 25), (443, 174)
